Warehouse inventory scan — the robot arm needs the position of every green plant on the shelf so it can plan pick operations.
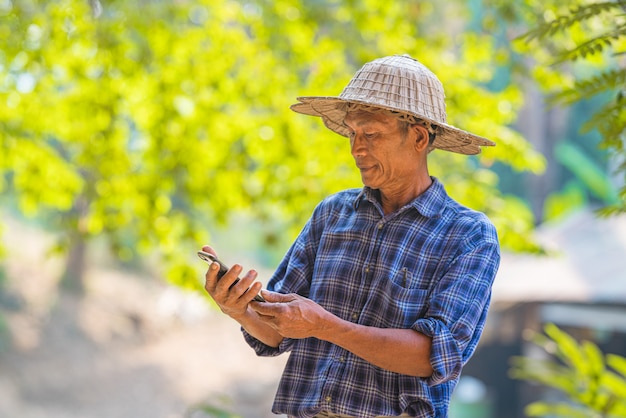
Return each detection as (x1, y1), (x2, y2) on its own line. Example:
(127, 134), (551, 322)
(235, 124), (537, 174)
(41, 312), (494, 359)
(184, 401), (241, 418)
(510, 323), (626, 417)
(516, 0), (626, 216)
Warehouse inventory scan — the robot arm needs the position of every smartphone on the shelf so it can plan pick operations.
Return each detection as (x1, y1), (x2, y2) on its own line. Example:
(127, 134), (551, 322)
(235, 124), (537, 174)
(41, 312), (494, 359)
(197, 251), (265, 302)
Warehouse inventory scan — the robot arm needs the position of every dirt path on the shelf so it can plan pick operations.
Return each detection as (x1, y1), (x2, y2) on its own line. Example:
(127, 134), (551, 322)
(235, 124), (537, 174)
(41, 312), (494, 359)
(0, 217), (287, 418)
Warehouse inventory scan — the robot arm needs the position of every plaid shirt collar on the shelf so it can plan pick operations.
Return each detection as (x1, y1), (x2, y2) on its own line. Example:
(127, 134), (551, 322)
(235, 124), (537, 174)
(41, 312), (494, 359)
(353, 176), (446, 219)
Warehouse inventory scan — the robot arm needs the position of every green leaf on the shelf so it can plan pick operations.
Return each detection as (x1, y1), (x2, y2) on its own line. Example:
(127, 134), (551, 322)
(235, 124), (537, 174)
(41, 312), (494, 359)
(554, 141), (620, 205)
(543, 181), (587, 222)
(525, 401), (593, 418)
(608, 354), (626, 379)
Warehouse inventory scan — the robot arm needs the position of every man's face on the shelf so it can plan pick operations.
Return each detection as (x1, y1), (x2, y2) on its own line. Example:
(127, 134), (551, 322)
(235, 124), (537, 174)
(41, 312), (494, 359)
(344, 110), (420, 191)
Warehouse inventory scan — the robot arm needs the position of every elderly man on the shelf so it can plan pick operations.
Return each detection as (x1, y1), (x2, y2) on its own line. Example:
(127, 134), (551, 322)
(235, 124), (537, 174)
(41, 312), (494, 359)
(202, 55), (500, 418)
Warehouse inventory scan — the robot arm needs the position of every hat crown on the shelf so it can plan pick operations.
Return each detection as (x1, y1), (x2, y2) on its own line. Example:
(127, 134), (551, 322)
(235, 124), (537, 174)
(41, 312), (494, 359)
(289, 54), (495, 155)
(338, 55), (447, 124)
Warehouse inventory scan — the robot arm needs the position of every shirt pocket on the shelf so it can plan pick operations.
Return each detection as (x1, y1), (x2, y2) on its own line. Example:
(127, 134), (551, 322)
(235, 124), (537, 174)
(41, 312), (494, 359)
(367, 274), (431, 329)
(388, 266), (431, 290)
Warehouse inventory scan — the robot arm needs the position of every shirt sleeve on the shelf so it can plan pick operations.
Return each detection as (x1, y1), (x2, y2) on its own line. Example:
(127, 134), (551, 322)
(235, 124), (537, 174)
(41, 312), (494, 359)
(241, 327), (295, 356)
(412, 222), (500, 386)
(240, 201), (327, 356)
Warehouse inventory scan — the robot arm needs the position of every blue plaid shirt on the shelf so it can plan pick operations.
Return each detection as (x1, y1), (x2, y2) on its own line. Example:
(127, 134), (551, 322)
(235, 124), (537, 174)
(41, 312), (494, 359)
(243, 177), (500, 418)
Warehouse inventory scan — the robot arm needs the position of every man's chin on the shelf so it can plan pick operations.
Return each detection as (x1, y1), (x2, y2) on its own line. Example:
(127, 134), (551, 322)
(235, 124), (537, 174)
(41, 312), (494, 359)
(360, 177), (379, 189)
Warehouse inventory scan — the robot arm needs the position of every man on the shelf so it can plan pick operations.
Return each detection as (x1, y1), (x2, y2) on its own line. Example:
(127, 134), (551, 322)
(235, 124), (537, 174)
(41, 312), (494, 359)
(203, 55), (500, 418)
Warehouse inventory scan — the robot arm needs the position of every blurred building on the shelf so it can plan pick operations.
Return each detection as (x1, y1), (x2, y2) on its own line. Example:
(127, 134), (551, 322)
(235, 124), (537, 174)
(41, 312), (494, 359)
(453, 210), (626, 418)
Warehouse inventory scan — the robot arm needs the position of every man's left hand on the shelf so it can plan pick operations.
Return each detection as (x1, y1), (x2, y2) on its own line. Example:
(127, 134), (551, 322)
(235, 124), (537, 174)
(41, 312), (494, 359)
(250, 291), (332, 340)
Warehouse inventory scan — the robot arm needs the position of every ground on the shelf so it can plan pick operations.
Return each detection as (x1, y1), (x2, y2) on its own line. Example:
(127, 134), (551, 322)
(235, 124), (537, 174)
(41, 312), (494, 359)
(0, 217), (287, 418)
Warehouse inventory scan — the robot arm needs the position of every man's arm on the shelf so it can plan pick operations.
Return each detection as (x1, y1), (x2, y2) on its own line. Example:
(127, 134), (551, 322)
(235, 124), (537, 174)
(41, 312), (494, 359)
(251, 292), (433, 377)
(324, 316), (433, 377)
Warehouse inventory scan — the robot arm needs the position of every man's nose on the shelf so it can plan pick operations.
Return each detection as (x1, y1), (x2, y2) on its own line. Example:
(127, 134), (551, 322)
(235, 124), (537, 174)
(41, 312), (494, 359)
(350, 133), (367, 157)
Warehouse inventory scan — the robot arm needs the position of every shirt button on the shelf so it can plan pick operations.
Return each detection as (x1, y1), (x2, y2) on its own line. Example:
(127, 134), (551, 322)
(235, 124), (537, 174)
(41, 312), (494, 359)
(378, 222), (384, 230)
(325, 395), (332, 402)
(352, 313), (358, 320)
(340, 356), (346, 363)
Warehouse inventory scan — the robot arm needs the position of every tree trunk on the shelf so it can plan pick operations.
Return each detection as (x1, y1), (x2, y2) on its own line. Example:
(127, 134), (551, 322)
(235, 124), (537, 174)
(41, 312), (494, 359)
(60, 195), (90, 294)
(61, 232), (87, 294)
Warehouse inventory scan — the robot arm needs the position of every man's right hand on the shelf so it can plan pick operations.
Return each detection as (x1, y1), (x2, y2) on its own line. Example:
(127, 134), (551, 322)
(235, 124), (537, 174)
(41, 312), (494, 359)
(201, 245), (263, 320)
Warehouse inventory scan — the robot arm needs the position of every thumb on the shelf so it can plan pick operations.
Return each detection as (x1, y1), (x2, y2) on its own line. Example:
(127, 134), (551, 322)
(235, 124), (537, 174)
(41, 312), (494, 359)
(260, 290), (297, 303)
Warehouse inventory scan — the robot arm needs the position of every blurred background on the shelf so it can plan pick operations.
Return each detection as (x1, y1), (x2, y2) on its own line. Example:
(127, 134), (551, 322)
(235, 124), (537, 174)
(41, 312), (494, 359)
(0, 0), (624, 417)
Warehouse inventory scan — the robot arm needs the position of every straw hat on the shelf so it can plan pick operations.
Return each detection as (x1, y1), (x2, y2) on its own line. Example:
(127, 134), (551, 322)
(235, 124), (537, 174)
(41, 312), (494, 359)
(290, 54), (495, 155)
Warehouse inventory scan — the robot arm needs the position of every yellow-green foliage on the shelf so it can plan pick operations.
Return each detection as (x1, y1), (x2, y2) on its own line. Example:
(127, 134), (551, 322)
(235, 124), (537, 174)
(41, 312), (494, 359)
(510, 323), (626, 417)
(0, 0), (544, 287)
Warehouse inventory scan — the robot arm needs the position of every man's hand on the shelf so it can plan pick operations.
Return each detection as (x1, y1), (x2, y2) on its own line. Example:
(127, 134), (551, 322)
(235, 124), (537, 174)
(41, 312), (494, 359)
(253, 290), (433, 377)
(202, 245), (263, 320)
(250, 291), (332, 340)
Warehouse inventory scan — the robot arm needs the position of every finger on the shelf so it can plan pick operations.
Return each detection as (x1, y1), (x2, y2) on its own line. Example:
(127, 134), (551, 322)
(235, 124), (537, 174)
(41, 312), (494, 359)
(244, 280), (264, 302)
(232, 270), (259, 300)
(250, 299), (285, 317)
(201, 245), (218, 257)
(204, 261), (221, 293)
(261, 291), (297, 303)
(216, 264), (244, 294)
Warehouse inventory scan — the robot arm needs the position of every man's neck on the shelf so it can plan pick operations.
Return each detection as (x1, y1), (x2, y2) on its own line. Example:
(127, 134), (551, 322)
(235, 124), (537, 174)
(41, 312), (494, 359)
(378, 175), (433, 215)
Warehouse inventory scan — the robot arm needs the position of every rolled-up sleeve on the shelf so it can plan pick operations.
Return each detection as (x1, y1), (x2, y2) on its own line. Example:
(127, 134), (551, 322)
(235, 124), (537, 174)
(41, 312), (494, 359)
(412, 317), (462, 386)
(414, 228), (499, 386)
(242, 328), (295, 357)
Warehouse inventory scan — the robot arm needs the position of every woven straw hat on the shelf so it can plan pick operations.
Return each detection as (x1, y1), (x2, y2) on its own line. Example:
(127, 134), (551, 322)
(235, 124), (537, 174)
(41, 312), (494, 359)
(290, 54), (495, 155)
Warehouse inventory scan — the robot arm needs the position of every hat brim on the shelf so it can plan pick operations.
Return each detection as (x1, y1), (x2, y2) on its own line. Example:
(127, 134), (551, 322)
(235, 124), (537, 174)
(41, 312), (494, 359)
(291, 96), (495, 155)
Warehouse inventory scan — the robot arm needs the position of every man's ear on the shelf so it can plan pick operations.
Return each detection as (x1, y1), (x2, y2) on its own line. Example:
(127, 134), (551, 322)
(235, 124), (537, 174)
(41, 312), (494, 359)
(413, 125), (430, 152)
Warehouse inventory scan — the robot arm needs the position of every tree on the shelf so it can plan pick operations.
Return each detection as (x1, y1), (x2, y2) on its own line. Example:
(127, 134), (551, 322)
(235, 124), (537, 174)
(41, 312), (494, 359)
(0, 0), (544, 293)
(510, 323), (626, 417)
(514, 0), (626, 215)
